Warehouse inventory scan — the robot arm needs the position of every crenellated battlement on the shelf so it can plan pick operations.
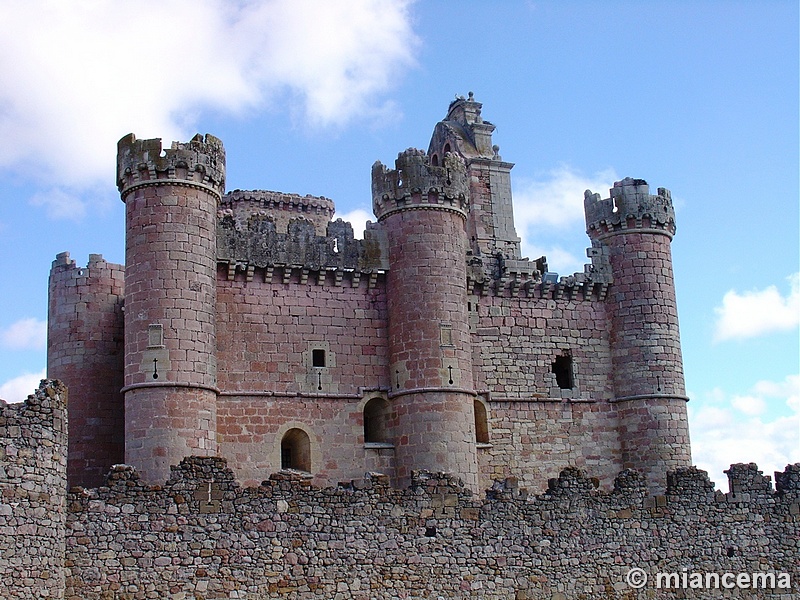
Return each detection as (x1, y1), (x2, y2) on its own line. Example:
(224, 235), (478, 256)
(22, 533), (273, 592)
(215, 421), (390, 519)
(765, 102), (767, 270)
(371, 148), (469, 221)
(467, 242), (613, 302)
(116, 133), (226, 200)
(584, 177), (676, 239)
(59, 456), (799, 598)
(49, 251), (124, 282)
(221, 189), (335, 236)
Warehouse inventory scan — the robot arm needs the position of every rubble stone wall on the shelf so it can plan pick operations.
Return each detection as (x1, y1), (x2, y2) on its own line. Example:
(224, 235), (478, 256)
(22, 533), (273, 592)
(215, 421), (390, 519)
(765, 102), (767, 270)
(64, 457), (799, 600)
(0, 381), (68, 600)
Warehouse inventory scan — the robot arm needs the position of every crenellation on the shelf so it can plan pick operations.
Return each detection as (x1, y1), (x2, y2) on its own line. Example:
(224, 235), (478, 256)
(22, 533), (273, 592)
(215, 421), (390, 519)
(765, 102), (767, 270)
(117, 133), (225, 199)
(372, 148), (470, 221)
(584, 177), (677, 240)
(43, 457), (800, 598)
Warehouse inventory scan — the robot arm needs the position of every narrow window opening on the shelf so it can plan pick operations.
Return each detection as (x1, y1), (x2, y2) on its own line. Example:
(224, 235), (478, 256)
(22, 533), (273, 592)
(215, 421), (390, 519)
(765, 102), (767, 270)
(431, 154), (439, 166)
(552, 353), (574, 390)
(425, 526), (437, 538)
(312, 349), (326, 368)
(443, 143), (451, 155)
(474, 399), (489, 444)
(280, 428), (311, 472)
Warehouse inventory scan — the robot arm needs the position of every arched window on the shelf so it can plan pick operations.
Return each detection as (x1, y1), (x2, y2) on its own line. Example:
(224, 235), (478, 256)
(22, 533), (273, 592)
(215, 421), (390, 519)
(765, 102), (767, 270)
(474, 399), (489, 444)
(281, 428), (311, 472)
(431, 154), (439, 166)
(444, 143), (451, 155)
(363, 397), (390, 444)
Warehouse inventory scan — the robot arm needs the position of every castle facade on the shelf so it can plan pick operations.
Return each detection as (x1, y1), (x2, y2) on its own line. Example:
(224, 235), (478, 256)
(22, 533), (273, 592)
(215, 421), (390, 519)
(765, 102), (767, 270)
(47, 94), (691, 493)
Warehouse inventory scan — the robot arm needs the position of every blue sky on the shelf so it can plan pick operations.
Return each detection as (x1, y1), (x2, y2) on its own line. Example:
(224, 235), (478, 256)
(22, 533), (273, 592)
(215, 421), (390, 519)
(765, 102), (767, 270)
(0, 0), (797, 490)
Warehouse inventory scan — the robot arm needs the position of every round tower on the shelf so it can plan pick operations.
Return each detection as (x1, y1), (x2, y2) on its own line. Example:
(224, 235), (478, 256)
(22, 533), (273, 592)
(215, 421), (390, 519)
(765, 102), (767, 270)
(584, 177), (691, 492)
(117, 133), (224, 483)
(372, 149), (479, 491)
(48, 252), (125, 488)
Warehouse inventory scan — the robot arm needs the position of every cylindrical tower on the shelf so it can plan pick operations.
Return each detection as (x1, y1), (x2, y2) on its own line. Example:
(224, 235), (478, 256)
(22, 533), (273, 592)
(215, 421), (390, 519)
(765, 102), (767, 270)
(372, 149), (479, 490)
(117, 133), (224, 483)
(48, 252), (125, 488)
(585, 177), (691, 492)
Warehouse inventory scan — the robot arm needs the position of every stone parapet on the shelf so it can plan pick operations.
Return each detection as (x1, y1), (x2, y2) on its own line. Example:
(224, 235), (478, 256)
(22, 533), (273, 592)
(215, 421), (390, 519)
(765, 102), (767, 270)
(117, 133), (226, 200)
(221, 190), (335, 236)
(61, 458), (800, 599)
(372, 148), (469, 221)
(585, 177), (676, 240)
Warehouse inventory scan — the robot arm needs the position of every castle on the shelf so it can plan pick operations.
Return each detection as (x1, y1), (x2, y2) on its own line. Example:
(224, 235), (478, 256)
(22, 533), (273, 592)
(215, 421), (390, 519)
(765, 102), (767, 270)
(3, 94), (797, 599)
(47, 93), (691, 494)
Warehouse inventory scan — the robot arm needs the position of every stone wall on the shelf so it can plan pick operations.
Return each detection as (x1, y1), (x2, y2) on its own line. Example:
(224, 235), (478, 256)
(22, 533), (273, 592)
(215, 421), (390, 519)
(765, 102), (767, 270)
(48, 252), (125, 488)
(0, 380), (68, 600)
(64, 457), (799, 600)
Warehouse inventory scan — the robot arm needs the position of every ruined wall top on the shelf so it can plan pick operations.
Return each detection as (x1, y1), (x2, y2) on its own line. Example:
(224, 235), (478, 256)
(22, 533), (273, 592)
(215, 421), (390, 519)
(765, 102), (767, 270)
(584, 177), (676, 240)
(116, 133), (226, 200)
(372, 148), (469, 221)
(220, 190), (335, 237)
(50, 251), (124, 279)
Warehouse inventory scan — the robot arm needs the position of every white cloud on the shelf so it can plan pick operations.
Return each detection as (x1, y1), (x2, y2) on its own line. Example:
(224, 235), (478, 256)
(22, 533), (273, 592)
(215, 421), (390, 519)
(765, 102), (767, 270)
(1, 318), (47, 350)
(689, 374), (800, 491)
(730, 394), (766, 416)
(0, 369), (46, 404)
(520, 243), (585, 277)
(512, 166), (617, 230)
(511, 166), (617, 274)
(713, 273), (800, 342)
(334, 208), (373, 239)
(0, 1), (418, 189)
(29, 188), (88, 221)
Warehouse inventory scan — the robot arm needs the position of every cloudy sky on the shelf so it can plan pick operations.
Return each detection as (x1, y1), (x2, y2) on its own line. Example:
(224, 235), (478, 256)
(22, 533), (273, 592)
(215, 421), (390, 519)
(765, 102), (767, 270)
(0, 0), (797, 490)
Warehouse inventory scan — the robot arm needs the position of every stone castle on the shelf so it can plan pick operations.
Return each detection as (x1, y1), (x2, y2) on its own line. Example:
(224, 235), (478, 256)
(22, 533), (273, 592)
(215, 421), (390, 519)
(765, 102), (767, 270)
(1, 95), (797, 599)
(47, 93), (691, 494)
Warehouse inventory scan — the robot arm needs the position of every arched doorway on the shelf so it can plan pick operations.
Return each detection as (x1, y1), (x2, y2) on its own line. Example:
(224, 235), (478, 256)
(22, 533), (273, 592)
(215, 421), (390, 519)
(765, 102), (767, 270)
(280, 428), (311, 472)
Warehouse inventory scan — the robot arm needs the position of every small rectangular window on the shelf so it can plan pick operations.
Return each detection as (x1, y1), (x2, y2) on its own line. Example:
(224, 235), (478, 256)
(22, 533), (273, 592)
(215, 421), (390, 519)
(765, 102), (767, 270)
(312, 349), (326, 368)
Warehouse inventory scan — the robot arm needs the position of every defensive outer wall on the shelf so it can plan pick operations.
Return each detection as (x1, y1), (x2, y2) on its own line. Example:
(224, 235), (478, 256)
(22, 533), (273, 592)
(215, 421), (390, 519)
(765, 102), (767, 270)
(1, 382), (799, 599)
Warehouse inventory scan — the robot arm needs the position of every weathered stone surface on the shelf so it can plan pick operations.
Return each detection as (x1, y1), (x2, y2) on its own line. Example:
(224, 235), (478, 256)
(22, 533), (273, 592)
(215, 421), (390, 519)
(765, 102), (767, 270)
(0, 380), (68, 600)
(58, 458), (799, 599)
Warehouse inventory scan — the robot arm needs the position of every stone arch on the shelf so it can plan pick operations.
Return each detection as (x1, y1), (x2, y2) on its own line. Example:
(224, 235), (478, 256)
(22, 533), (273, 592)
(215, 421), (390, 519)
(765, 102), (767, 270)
(363, 396), (390, 444)
(280, 428), (311, 472)
(473, 397), (489, 444)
